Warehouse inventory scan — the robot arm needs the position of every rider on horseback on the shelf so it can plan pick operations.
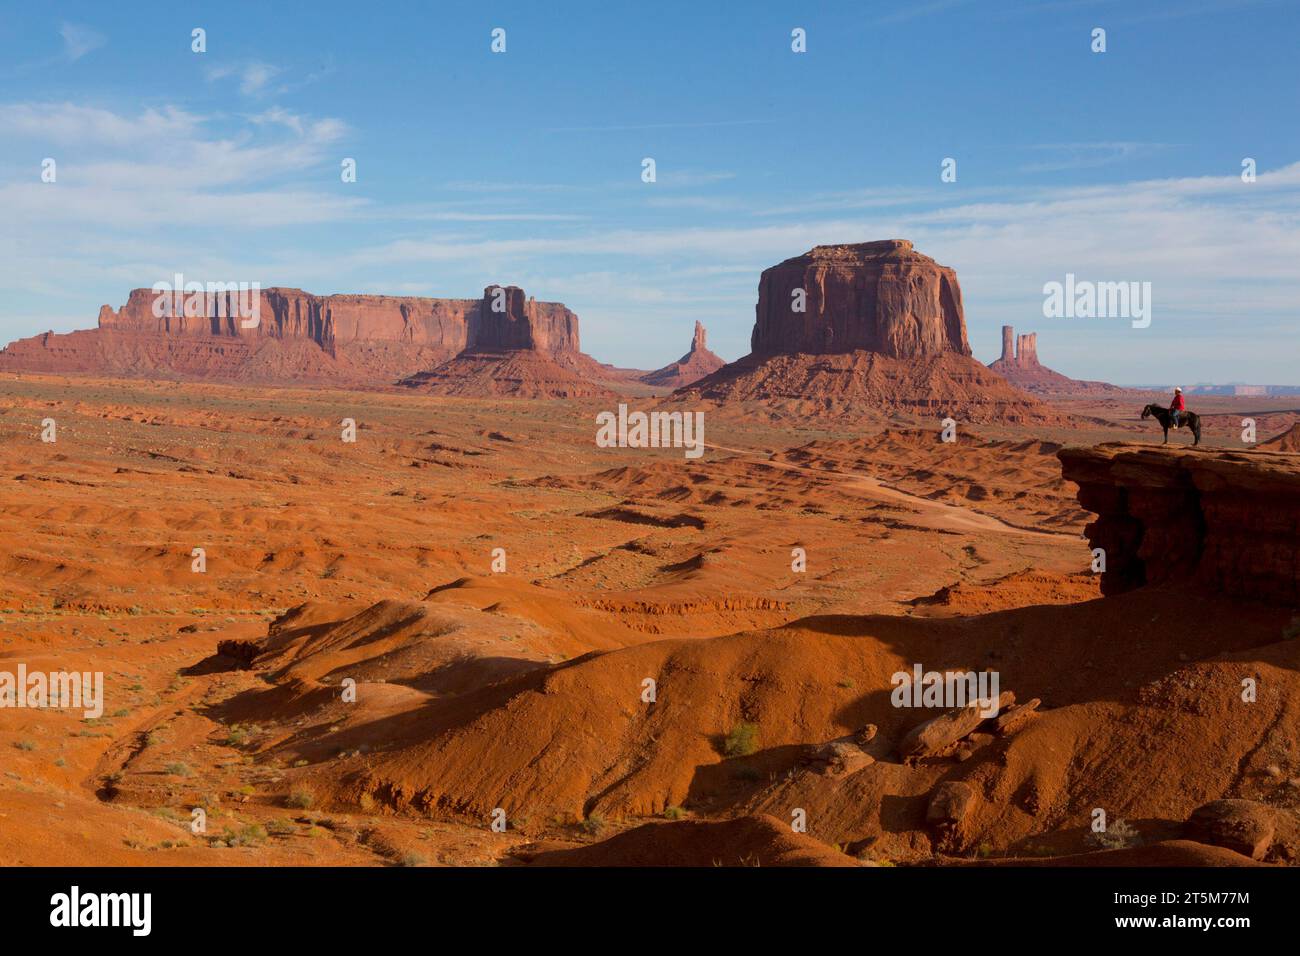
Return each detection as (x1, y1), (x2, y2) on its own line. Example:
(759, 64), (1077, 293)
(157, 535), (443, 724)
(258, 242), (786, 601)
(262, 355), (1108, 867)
(1170, 386), (1186, 428)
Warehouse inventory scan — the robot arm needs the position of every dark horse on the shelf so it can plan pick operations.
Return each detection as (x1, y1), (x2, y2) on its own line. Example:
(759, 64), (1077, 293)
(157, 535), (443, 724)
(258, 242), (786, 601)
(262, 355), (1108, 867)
(1141, 403), (1201, 445)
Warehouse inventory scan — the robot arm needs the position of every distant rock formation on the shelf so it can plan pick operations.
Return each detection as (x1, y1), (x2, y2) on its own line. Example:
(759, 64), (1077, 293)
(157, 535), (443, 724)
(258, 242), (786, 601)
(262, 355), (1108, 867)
(995, 327), (1039, 368)
(679, 241), (1060, 424)
(640, 321), (725, 390)
(399, 285), (616, 399)
(988, 325), (1124, 397)
(751, 240), (970, 358)
(1059, 443), (1300, 604)
(465, 285), (581, 354)
(0, 288), (473, 384)
(0, 284), (613, 395)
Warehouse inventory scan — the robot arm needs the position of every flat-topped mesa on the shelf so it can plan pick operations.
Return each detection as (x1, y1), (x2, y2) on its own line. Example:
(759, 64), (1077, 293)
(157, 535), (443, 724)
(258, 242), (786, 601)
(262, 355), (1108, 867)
(96, 287), (481, 354)
(2, 282), (595, 386)
(751, 240), (971, 359)
(467, 285), (581, 354)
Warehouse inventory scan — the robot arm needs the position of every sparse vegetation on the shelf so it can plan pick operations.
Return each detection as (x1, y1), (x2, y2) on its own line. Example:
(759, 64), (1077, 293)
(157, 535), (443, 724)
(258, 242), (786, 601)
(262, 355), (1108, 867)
(663, 805), (687, 820)
(163, 762), (192, 777)
(723, 721), (759, 758)
(286, 787), (316, 809)
(1087, 819), (1141, 851)
(219, 823), (268, 847)
(580, 814), (607, 836)
(13, 740), (36, 751)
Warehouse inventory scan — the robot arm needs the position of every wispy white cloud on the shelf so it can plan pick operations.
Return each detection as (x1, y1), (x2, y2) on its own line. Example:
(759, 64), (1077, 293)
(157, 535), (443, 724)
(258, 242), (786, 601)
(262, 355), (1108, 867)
(543, 118), (779, 133)
(1019, 142), (1175, 173)
(59, 22), (105, 61)
(206, 61), (284, 96)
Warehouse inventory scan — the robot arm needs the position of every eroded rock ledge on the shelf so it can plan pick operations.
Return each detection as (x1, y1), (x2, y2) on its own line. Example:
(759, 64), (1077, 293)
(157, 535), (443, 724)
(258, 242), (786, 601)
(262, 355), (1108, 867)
(1058, 443), (1300, 604)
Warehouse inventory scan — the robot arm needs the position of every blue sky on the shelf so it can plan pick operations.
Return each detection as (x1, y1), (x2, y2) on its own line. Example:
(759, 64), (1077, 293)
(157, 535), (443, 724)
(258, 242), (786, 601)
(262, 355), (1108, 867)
(1, 0), (1297, 382)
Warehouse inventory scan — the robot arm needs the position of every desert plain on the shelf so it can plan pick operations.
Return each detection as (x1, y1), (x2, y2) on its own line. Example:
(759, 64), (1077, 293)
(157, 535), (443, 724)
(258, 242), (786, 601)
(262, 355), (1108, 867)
(2, 362), (1299, 867)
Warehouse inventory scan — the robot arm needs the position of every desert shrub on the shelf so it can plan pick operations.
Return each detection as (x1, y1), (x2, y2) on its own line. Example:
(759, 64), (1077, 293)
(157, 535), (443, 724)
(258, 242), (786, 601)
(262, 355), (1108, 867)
(286, 788), (315, 809)
(221, 824), (267, 847)
(663, 806), (687, 820)
(1087, 818), (1140, 850)
(163, 762), (192, 777)
(398, 851), (426, 867)
(580, 814), (607, 836)
(723, 722), (759, 758)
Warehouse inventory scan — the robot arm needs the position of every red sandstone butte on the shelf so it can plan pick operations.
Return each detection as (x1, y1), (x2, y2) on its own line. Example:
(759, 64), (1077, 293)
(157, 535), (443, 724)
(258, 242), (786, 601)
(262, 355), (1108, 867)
(988, 325), (1125, 397)
(641, 321), (726, 390)
(678, 240), (1060, 424)
(750, 240), (970, 358)
(399, 285), (617, 399)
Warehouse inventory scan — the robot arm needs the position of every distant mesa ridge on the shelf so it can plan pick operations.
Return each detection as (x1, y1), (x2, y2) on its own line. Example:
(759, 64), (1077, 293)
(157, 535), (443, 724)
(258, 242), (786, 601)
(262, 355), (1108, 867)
(0, 283), (609, 396)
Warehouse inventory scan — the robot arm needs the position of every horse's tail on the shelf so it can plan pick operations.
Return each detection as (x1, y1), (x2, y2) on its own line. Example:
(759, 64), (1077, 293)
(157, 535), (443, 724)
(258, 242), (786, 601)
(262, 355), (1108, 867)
(1192, 418), (1202, 444)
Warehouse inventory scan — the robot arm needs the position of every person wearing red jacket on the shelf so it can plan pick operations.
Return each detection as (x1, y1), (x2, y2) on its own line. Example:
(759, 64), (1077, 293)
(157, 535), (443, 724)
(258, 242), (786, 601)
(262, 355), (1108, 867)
(1170, 386), (1186, 427)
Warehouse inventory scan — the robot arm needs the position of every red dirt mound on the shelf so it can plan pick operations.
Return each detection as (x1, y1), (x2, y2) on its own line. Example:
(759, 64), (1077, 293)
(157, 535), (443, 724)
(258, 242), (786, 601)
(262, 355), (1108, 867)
(400, 350), (617, 399)
(513, 814), (857, 866)
(677, 351), (1062, 424)
(976, 839), (1269, 867)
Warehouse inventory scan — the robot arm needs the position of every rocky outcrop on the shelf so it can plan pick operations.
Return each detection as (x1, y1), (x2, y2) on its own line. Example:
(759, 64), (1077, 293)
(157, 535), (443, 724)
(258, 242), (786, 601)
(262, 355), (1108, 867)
(988, 325), (1124, 397)
(898, 691), (1015, 758)
(640, 321), (725, 389)
(799, 724), (877, 778)
(1185, 799), (1299, 862)
(1058, 443), (1300, 604)
(751, 240), (970, 358)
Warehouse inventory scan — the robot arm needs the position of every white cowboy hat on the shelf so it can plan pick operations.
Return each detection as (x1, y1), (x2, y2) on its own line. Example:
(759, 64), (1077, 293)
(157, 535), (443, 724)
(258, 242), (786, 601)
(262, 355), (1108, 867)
(1174, 386), (1183, 392)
